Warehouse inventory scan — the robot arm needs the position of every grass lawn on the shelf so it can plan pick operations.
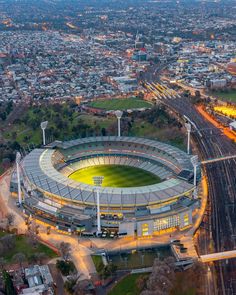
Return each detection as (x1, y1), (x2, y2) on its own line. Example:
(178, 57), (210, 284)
(108, 247), (171, 270)
(88, 98), (152, 111)
(91, 255), (103, 272)
(69, 165), (161, 187)
(78, 113), (115, 128)
(130, 120), (185, 151)
(1, 234), (57, 263)
(170, 272), (197, 295)
(109, 272), (197, 295)
(108, 273), (147, 295)
(211, 89), (236, 103)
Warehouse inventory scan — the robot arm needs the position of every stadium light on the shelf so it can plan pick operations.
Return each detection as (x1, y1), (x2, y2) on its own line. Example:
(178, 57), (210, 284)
(40, 121), (48, 146)
(16, 152), (22, 205)
(191, 155), (198, 198)
(185, 122), (191, 155)
(115, 110), (123, 137)
(93, 176), (104, 235)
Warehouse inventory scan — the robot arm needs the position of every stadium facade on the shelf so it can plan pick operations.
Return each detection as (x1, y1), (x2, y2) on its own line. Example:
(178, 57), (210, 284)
(11, 136), (200, 237)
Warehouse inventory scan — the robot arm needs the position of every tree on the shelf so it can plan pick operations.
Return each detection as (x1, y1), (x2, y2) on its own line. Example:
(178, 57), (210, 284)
(37, 252), (47, 265)
(6, 213), (15, 230)
(59, 242), (71, 261)
(64, 279), (76, 294)
(13, 253), (26, 269)
(0, 242), (4, 256)
(101, 127), (106, 136)
(0, 234), (16, 250)
(56, 260), (76, 276)
(141, 257), (176, 295)
(27, 226), (38, 248)
(74, 279), (95, 295)
(136, 274), (149, 291)
(2, 270), (16, 295)
(28, 252), (46, 265)
(99, 263), (117, 279)
(28, 253), (38, 265)
(0, 257), (6, 271)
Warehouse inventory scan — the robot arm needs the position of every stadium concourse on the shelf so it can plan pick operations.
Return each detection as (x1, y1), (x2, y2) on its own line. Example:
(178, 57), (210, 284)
(10, 136), (201, 237)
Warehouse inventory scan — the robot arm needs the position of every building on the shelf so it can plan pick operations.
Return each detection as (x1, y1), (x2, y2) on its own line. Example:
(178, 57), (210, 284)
(12, 136), (200, 237)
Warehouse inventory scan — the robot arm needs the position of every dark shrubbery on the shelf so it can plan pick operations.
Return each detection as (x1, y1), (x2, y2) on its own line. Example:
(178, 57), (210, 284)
(56, 260), (76, 276)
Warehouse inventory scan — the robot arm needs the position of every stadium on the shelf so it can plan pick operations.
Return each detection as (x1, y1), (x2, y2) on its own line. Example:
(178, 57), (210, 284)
(11, 136), (200, 237)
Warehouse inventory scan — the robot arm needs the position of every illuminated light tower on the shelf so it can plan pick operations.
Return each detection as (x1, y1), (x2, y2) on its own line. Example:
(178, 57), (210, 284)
(185, 122), (191, 155)
(115, 110), (123, 137)
(93, 176), (104, 235)
(191, 155), (199, 198)
(16, 152), (22, 205)
(40, 121), (48, 146)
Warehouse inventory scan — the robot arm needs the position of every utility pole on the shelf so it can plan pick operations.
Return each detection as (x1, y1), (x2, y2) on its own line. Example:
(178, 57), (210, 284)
(93, 176), (104, 235)
(115, 110), (123, 137)
(40, 121), (48, 146)
(16, 152), (22, 205)
(185, 122), (191, 155)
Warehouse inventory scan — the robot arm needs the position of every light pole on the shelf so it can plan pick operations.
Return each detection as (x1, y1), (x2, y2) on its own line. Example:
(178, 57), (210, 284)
(185, 122), (191, 155)
(16, 152), (22, 205)
(191, 155), (198, 198)
(93, 176), (104, 235)
(115, 110), (123, 137)
(40, 121), (48, 146)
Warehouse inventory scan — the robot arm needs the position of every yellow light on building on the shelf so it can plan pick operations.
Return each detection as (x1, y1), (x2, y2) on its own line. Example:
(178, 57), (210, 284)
(142, 223), (149, 236)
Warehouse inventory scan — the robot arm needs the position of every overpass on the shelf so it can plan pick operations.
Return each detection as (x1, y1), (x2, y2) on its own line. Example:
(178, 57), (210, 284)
(200, 250), (236, 263)
(201, 154), (236, 165)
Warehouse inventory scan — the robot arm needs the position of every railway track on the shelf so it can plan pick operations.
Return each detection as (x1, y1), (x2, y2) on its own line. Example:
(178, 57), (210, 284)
(163, 97), (236, 294)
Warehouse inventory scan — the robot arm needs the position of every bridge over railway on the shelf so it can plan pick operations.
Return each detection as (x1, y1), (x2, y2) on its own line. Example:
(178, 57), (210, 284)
(200, 250), (236, 263)
(201, 154), (236, 165)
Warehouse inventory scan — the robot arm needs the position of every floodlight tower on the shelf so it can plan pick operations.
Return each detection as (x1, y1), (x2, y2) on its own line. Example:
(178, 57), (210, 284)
(93, 176), (104, 235)
(185, 122), (191, 155)
(40, 121), (48, 146)
(191, 155), (199, 198)
(16, 152), (22, 205)
(115, 110), (123, 137)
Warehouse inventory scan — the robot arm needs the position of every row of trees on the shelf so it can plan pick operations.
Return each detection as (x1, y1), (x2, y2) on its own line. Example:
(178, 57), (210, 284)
(0, 101), (13, 121)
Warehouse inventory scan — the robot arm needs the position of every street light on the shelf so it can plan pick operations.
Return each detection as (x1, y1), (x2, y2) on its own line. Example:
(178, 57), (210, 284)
(93, 176), (104, 235)
(40, 121), (48, 146)
(185, 122), (191, 155)
(114, 110), (123, 137)
(16, 152), (22, 205)
(191, 155), (199, 198)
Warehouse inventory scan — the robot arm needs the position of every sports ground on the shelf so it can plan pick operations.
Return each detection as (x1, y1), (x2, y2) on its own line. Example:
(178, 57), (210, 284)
(69, 165), (161, 187)
(211, 90), (236, 103)
(88, 98), (152, 111)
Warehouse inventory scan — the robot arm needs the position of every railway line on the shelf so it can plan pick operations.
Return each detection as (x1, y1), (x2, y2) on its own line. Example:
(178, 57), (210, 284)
(166, 97), (236, 294)
(144, 80), (236, 293)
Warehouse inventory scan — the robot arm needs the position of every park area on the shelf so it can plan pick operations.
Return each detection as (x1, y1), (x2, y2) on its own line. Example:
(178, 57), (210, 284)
(92, 246), (172, 272)
(211, 89), (236, 103)
(0, 231), (57, 264)
(88, 98), (153, 111)
(0, 103), (185, 174)
(108, 272), (198, 295)
(108, 273), (148, 295)
(69, 165), (161, 187)
(107, 246), (172, 270)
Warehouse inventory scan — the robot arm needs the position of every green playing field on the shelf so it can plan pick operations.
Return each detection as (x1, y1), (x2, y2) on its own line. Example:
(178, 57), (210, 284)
(69, 165), (161, 188)
(88, 98), (152, 111)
